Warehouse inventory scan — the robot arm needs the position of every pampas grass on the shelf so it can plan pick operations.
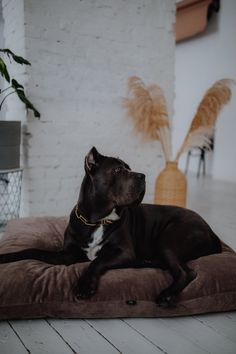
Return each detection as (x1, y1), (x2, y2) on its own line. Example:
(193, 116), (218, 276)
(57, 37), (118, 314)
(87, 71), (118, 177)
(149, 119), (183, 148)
(175, 79), (235, 161)
(123, 76), (172, 161)
(123, 77), (235, 163)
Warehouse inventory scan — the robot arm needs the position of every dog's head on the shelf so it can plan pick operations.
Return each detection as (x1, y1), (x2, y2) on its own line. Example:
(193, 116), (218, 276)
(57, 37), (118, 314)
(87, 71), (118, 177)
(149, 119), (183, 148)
(81, 147), (145, 209)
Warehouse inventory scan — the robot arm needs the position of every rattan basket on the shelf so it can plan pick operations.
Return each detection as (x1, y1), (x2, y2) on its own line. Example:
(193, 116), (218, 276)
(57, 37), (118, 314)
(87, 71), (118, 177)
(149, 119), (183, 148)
(154, 161), (187, 207)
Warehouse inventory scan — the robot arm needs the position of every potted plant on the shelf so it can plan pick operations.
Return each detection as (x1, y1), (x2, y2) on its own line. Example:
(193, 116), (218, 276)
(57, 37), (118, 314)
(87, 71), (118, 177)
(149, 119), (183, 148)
(0, 48), (40, 170)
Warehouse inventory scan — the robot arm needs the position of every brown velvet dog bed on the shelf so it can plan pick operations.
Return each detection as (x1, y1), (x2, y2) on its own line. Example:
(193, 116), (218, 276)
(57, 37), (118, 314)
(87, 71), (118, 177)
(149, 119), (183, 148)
(0, 216), (236, 320)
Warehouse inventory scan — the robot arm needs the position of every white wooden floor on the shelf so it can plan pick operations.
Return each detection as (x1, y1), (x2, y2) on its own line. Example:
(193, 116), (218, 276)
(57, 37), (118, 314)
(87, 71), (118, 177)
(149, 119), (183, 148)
(1, 174), (236, 354)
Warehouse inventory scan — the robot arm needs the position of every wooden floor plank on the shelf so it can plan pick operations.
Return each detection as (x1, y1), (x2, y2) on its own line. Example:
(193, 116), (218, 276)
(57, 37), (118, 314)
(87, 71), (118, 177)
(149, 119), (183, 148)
(125, 318), (208, 354)
(87, 319), (164, 354)
(9, 320), (74, 354)
(226, 312), (236, 321)
(194, 313), (236, 343)
(48, 319), (120, 354)
(0, 321), (28, 354)
(188, 176), (236, 249)
(160, 316), (236, 354)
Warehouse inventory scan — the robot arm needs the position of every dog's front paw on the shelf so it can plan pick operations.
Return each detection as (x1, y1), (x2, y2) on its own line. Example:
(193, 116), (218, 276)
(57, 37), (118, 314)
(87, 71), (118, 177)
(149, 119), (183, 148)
(156, 290), (175, 308)
(75, 273), (98, 299)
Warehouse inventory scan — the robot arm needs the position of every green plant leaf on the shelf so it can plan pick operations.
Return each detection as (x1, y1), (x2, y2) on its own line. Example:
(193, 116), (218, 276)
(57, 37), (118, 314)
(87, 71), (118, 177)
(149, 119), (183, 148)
(0, 57), (10, 82)
(0, 48), (40, 118)
(0, 49), (31, 65)
(15, 88), (40, 118)
(11, 79), (24, 90)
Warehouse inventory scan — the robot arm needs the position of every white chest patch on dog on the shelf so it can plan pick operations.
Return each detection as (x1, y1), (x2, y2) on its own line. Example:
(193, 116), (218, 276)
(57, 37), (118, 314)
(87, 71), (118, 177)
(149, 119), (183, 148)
(105, 208), (120, 221)
(84, 225), (104, 261)
(82, 208), (120, 261)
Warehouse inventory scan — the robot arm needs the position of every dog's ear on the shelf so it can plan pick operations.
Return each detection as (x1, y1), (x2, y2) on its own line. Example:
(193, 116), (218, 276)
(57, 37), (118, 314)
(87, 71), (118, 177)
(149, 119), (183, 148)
(85, 147), (102, 173)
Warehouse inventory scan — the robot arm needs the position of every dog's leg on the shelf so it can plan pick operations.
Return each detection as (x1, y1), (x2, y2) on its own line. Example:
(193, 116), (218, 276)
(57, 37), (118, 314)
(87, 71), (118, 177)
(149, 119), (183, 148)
(156, 250), (196, 307)
(75, 249), (133, 299)
(0, 247), (86, 265)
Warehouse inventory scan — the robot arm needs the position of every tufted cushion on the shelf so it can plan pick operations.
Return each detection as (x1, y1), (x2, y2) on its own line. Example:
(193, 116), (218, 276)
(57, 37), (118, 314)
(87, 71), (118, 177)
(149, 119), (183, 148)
(0, 217), (236, 319)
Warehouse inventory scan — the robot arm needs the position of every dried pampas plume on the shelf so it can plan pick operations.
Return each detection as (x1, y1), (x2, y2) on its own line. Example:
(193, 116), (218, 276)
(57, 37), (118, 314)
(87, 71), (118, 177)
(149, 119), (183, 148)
(123, 77), (234, 165)
(175, 79), (235, 161)
(123, 76), (172, 161)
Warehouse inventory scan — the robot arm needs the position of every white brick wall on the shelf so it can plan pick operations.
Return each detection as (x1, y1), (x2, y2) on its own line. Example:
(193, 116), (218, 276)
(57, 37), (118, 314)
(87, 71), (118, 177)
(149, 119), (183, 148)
(1, 0), (29, 215)
(0, 12), (5, 120)
(3, 0), (176, 217)
(2, 0), (26, 122)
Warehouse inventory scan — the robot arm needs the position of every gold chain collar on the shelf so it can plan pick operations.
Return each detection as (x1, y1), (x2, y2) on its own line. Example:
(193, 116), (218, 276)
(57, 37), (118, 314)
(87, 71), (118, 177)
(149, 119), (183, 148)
(75, 204), (114, 227)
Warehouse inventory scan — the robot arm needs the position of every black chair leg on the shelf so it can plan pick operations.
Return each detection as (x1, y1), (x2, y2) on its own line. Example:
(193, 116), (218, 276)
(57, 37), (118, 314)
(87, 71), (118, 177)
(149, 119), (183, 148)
(202, 150), (206, 176)
(197, 149), (206, 178)
(185, 151), (191, 175)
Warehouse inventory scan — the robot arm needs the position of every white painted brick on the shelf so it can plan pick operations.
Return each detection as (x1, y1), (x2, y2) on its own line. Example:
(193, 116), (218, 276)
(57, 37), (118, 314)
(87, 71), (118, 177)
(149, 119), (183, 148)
(2, 0), (26, 122)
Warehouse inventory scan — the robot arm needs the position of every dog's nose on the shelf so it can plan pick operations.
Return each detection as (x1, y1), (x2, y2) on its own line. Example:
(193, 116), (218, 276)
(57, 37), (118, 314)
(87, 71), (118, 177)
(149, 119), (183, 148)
(136, 173), (145, 180)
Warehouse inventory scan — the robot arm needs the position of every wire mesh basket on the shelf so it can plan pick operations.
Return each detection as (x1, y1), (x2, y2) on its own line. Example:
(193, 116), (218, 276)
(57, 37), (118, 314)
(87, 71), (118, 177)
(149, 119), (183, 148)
(0, 168), (23, 231)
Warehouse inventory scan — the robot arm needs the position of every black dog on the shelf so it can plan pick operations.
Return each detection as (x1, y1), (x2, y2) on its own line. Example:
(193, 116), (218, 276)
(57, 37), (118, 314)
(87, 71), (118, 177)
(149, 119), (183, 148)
(0, 147), (221, 306)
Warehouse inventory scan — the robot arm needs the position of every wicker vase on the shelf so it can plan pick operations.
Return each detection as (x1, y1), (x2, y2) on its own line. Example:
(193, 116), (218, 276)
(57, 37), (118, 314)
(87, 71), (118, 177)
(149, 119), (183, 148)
(154, 161), (187, 207)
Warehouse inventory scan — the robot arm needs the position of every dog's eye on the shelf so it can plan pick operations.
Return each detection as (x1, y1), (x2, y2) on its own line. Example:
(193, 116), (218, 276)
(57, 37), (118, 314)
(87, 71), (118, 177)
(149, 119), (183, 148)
(114, 167), (122, 173)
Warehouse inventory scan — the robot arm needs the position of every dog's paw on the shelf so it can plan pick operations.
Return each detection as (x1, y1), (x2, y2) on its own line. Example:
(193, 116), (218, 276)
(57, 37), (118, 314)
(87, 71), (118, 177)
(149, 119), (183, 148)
(75, 273), (98, 299)
(156, 290), (175, 308)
